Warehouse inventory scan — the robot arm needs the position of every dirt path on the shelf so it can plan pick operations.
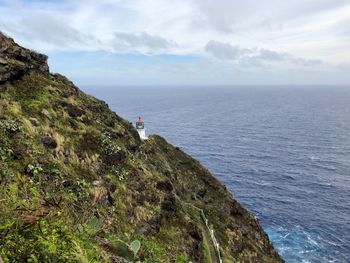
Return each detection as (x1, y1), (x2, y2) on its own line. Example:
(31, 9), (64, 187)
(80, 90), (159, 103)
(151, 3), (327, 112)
(199, 223), (218, 263)
(176, 196), (220, 263)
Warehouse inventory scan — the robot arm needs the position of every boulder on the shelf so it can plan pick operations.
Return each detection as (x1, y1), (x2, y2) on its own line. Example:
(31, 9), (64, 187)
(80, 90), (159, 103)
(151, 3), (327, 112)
(41, 136), (57, 149)
(0, 56), (7, 65)
(103, 150), (127, 165)
(156, 180), (173, 192)
(29, 117), (40, 126)
(187, 221), (202, 241)
(66, 104), (85, 118)
(41, 109), (52, 120)
(161, 194), (177, 214)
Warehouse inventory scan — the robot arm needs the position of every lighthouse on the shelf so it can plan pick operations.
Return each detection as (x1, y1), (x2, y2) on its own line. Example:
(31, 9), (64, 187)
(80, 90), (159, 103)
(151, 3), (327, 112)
(136, 117), (147, 140)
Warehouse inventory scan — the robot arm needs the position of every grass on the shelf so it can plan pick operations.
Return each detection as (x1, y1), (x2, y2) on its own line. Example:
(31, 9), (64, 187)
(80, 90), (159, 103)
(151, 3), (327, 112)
(0, 35), (283, 262)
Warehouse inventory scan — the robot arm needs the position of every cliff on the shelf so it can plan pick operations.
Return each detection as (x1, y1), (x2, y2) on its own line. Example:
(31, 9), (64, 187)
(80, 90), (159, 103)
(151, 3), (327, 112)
(0, 32), (283, 263)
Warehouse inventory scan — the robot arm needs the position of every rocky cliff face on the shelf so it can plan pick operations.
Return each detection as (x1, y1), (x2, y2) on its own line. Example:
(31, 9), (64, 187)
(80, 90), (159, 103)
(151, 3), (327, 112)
(0, 33), (48, 84)
(0, 32), (283, 263)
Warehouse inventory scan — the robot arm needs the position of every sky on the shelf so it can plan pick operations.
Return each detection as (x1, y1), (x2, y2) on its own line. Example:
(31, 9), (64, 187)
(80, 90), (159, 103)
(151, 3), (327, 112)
(0, 0), (350, 86)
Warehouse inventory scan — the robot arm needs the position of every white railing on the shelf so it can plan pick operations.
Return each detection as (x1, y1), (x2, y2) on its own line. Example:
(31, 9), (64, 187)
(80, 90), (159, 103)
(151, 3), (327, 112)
(200, 209), (223, 263)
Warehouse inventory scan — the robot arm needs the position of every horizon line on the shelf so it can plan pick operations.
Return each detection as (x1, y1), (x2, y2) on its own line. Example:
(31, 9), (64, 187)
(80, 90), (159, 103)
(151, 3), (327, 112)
(80, 84), (350, 88)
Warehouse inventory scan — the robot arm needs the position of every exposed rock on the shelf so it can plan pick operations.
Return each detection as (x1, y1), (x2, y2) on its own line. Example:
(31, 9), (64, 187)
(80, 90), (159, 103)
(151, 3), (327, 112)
(0, 56), (7, 64)
(156, 180), (173, 192)
(81, 116), (93, 125)
(29, 117), (40, 126)
(109, 183), (117, 193)
(188, 238), (203, 263)
(66, 104), (85, 118)
(111, 256), (130, 263)
(232, 240), (244, 254)
(91, 180), (116, 206)
(41, 109), (52, 120)
(92, 180), (104, 187)
(161, 194), (177, 215)
(196, 188), (206, 198)
(230, 204), (244, 217)
(138, 215), (161, 235)
(41, 135), (57, 149)
(138, 225), (151, 235)
(187, 221), (202, 241)
(0, 32), (48, 84)
(107, 191), (115, 205)
(103, 150), (127, 165)
(241, 225), (249, 237)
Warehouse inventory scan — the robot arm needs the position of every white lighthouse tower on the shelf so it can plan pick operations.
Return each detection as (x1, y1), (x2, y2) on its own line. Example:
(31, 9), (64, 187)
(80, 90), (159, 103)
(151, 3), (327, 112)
(136, 117), (147, 140)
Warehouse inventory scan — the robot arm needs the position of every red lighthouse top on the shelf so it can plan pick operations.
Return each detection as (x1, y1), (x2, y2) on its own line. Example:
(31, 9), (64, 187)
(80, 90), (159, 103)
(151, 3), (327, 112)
(136, 117), (144, 129)
(136, 117), (144, 124)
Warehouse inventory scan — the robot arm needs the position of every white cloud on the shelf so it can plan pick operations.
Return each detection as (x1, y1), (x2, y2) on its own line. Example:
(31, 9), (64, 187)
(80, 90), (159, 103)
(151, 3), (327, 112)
(205, 40), (251, 60)
(204, 41), (324, 69)
(110, 32), (176, 54)
(258, 49), (286, 61)
(10, 15), (94, 47)
(0, 0), (349, 84)
(1, 0), (349, 61)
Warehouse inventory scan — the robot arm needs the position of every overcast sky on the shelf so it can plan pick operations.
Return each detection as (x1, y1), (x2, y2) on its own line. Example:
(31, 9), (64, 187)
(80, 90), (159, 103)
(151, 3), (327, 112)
(1, 0), (350, 86)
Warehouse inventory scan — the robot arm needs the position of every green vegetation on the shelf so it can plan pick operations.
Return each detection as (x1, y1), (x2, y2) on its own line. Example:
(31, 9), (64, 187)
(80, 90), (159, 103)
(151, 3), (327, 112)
(0, 32), (283, 262)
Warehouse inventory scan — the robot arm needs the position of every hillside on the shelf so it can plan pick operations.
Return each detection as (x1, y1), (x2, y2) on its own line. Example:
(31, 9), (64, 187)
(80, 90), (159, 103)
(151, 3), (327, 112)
(0, 32), (283, 263)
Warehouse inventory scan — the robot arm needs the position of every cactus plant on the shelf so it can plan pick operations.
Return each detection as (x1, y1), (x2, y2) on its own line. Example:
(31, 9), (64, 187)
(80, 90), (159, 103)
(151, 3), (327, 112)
(130, 240), (141, 257)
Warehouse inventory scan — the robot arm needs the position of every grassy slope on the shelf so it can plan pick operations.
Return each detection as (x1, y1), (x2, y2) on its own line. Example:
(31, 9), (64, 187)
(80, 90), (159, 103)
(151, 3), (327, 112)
(0, 32), (283, 263)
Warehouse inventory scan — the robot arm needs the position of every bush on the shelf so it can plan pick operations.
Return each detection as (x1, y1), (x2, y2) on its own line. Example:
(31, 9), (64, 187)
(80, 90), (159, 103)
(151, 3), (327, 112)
(0, 141), (13, 161)
(110, 165), (129, 181)
(0, 119), (22, 134)
(0, 219), (102, 263)
(26, 162), (43, 176)
(99, 131), (121, 155)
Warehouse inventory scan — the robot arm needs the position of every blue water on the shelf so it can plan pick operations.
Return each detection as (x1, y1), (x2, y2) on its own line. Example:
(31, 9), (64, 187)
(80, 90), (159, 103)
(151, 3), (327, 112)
(83, 86), (350, 263)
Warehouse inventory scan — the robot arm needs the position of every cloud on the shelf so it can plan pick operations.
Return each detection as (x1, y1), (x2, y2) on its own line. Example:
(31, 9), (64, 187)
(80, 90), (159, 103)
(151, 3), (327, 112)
(0, 0), (348, 84)
(1, 0), (349, 62)
(290, 57), (323, 67)
(205, 40), (251, 60)
(192, 0), (350, 34)
(256, 50), (323, 66)
(204, 40), (323, 68)
(0, 13), (97, 50)
(110, 32), (176, 53)
(258, 49), (287, 61)
(19, 15), (92, 46)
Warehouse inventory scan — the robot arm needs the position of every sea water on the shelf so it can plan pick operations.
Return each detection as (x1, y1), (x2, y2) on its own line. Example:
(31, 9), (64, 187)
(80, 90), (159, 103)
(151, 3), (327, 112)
(83, 85), (350, 263)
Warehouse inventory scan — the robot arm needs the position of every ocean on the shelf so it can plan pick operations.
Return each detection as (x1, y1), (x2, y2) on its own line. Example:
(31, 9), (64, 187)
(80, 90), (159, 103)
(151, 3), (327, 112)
(83, 85), (350, 263)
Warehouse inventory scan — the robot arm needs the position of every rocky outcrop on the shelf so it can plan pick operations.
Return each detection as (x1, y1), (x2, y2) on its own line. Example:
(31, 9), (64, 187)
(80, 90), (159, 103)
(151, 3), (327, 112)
(41, 135), (57, 149)
(0, 32), (48, 84)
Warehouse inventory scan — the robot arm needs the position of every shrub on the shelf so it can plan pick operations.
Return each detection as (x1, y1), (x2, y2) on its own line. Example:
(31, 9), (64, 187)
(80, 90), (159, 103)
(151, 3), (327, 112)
(26, 162), (43, 176)
(0, 141), (13, 161)
(0, 119), (22, 134)
(110, 165), (129, 181)
(99, 131), (121, 155)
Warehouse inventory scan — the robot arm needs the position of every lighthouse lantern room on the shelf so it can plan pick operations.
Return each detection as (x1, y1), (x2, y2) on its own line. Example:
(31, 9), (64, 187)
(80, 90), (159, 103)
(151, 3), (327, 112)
(136, 117), (147, 140)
